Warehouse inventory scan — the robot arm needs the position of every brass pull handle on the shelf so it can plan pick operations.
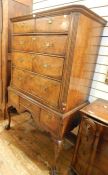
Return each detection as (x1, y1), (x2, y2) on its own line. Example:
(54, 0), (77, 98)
(33, 14), (36, 18)
(62, 102), (66, 107)
(32, 55), (36, 59)
(18, 77), (23, 81)
(19, 40), (25, 45)
(44, 87), (48, 92)
(19, 58), (24, 62)
(62, 108), (66, 111)
(43, 64), (50, 68)
(32, 37), (36, 41)
(45, 42), (53, 48)
(48, 19), (53, 24)
(30, 75), (34, 78)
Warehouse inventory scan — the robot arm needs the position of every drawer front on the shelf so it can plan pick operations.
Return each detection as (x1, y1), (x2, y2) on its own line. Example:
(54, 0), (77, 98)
(12, 52), (33, 70)
(26, 73), (61, 108)
(32, 54), (64, 79)
(36, 35), (67, 55)
(12, 36), (36, 52)
(12, 68), (61, 108)
(20, 97), (40, 118)
(8, 90), (19, 107)
(36, 15), (70, 32)
(13, 19), (35, 33)
(40, 109), (59, 134)
(12, 35), (67, 55)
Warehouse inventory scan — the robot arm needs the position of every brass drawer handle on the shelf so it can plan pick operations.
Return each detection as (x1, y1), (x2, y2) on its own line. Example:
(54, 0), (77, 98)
(30, 75), (34, 78)
(43, 64), (50, 68)
(44, 87), (48, 92)
(62, 102), (66, 107)
(19, 58), (24, 62)
(32, 37), (36, 41)
(18, 77), (23, 81)
(32, 55), (36, 59)
(45, 42), (53, 48)
(48, 19), (53, 24)
(19, 41), (25, 45)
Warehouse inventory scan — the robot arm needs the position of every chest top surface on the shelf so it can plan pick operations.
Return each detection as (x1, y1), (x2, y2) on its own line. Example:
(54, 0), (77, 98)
(80, 99), (108, 125)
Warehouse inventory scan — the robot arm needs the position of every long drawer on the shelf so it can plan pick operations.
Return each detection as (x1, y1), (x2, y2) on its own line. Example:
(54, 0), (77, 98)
(12, 68), (61, 108)
(20, 97), (40, 119)
(12, 51), (64, 80)
(12, 35), (68, 55)
(13, 14), (70, 33)
(40, 109), (60, 135)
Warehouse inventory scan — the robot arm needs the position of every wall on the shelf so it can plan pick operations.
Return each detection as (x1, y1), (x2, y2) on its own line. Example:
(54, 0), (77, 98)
(15, 0), (33, 6)
(33, 0), (108, 102)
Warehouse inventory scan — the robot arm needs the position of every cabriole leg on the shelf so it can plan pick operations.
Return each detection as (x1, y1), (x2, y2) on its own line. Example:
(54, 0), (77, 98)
(50, 139), (63, 175)
(5, 106), (13, 130)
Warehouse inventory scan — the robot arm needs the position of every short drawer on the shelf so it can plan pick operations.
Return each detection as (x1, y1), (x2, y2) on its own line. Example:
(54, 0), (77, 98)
(36, 35), (67, 55)
(8, 90), (19, 107)
(36, 15), (70, 32)
(40, 109), (60, 134)
(20, 97), (40, 117)
(32, 54), (64, 79)
(13, 19), (35, 33)
(12, 52), (33, 70)
(12, 36), (36, 52)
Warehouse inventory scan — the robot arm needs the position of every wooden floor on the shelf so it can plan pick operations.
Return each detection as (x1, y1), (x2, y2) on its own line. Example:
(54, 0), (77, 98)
(0, 112), (74, 175)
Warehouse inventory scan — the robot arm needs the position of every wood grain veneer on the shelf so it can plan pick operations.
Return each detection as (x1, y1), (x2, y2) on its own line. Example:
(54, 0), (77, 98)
(7, 5), (106, 174)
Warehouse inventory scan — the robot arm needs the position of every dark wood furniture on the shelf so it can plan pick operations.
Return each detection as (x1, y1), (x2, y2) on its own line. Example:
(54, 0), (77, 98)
(0, 0), (32, 118)
(7, 5), (106, 174)
(72, 99), (108, 175)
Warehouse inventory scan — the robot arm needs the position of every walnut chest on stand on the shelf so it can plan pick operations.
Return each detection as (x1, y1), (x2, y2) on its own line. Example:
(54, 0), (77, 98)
(6, 5), (106, 175)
